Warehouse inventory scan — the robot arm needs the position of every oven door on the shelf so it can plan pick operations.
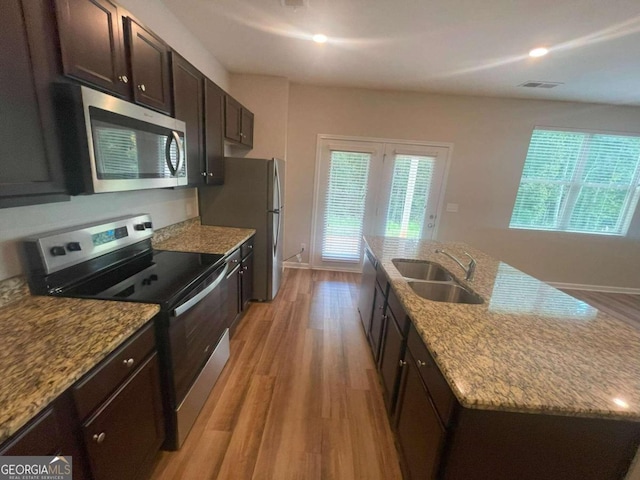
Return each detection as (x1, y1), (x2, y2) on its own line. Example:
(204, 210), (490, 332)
(168, 263), (229, 406)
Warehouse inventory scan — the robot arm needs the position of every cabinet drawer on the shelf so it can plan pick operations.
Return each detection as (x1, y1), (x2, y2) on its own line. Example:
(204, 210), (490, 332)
(73, 321), (155, 420)
(407, 324), (456, 427)
(387, 287), (409, 335)
(241, 236), (254, 259)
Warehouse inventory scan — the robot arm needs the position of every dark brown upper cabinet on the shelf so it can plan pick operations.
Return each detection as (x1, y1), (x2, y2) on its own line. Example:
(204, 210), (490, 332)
(0, 0), (69, 208)
(205, 79), (226, 184)
(224, 95), (254, 148)
(172, 52), (205, 186)
(54, 0), (130, 97)
(126, 18), (173, 114)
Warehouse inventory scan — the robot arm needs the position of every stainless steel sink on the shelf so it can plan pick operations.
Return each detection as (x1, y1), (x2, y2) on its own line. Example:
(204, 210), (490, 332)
(392, 259), (453, 282)
(407, 281), (484, 305)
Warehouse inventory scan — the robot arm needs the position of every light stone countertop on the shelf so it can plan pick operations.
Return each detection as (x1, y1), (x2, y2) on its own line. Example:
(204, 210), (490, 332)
(0, 296), (159, 444)
(365, 235), (640, 422)
(153, 220), (255, 256)
(0, 219), (254, 445)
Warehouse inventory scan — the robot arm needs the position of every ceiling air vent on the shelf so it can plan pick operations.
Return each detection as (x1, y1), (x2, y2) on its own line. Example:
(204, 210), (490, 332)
(518, 81), (564, 89)
(281, 0), (307, 7)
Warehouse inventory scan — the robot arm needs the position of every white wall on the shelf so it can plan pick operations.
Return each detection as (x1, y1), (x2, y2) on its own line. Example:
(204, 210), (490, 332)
(0, 0), (229, 281)
(285, 84), (640, 289)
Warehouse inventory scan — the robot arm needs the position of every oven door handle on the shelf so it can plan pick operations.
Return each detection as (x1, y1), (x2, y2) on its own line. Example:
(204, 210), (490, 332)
(172, 264), (228, 317)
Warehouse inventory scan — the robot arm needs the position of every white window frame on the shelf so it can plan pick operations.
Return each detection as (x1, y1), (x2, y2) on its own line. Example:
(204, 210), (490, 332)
(509, 126), (640, 236)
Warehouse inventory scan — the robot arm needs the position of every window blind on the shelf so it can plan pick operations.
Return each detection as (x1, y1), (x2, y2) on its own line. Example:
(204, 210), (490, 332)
(385, 154), (434, 239)
(322, 151), (371, 262)
(94, 127), (139, 178)
(510, 129), (640, 235)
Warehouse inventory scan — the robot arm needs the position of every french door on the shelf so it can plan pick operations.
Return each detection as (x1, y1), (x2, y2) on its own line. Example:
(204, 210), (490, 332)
(311, 137), (450, 270)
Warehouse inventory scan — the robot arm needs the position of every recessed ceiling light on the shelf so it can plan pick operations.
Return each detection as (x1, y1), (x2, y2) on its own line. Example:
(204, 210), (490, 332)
(529, 47), (549, 58)
(312, 34), (328, 44)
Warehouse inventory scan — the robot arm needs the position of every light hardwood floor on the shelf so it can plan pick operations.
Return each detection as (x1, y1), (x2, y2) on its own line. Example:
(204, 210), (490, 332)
(561, 289), (640, 326)
(150, 268), (403, 480)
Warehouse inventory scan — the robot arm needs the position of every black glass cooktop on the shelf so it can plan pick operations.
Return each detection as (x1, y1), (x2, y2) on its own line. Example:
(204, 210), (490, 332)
(62, 249), (224, 308)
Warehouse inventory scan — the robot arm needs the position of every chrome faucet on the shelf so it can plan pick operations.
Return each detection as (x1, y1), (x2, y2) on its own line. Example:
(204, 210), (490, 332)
(435, 249), (477, 281)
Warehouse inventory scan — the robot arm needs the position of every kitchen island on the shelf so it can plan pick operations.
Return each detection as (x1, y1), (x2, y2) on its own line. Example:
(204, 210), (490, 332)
(363, 235), (640, 480)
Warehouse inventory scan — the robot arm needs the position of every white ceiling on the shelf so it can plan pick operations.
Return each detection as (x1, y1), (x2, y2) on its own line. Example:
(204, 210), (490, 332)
(163, 0), (640, 105)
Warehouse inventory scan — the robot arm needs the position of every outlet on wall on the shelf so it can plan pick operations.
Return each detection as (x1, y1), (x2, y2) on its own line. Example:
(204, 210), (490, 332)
(301, 243), (306, 252)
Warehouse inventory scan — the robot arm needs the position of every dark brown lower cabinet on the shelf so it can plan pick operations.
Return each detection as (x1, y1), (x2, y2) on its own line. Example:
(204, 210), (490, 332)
(395, 349), (446, 480)
(227, 238), (255, 337)
(378, 310), (404, 412)
(368, 282), (386, 363)
(82, 353), (164, 480)
(0, 391), (90, 479)
(240, 251), (254, 310)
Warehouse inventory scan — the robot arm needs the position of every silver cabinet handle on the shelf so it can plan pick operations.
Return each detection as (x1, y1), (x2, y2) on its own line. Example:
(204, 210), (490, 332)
(204, 345), (210, 354)
(93, 432), (106, 444)
(118, 75), (128, 83)
(417, 360), (427, 367)
(243, 265), (248, 271)
(201, 171), (207, 177)
(138, 84), (146, 92)
(208, 172), (214, 177)
(123, 358), (134, 367)
(248, 244), (253, 249)
(399, 360), (407, 367)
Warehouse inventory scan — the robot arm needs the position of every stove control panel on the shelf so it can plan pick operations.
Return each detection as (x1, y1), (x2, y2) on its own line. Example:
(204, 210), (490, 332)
(22, 214), (155, 275)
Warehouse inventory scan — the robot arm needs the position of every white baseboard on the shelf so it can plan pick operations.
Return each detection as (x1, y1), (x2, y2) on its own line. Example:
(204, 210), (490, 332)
(548, 282), (640, 295)
(283, 261), (311, 269)
(283, 262), (361, 274)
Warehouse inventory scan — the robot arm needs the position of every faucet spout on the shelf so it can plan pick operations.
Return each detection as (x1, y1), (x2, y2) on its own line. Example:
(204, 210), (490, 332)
(435, 249), (477, 281)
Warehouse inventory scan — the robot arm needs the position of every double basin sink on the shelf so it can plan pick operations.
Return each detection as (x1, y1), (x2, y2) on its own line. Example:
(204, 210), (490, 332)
(392, 259), (484, 305)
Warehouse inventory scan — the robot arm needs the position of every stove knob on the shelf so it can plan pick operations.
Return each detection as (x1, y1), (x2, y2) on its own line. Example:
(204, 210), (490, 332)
(66, 242), (82, 252)
(150, 274), (158, 281)
(144, 221), (153, 229)
(134, 224), (145, 231)
(142, 278), (150, 285)
(50, 246), (66, 256)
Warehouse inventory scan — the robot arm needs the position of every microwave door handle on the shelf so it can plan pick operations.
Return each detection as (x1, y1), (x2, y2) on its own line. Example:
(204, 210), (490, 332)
(164, 134), (177, 176)
(173, 131), (185, 176)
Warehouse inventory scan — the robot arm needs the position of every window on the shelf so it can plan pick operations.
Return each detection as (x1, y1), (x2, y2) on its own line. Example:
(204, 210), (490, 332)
(510, 128), (640, 235)
(322, 150), (372, 262)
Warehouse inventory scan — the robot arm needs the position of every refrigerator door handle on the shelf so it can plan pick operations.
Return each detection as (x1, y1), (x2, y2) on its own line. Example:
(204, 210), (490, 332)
(274, 159), (282, 211)
(273, 211), (280, 257)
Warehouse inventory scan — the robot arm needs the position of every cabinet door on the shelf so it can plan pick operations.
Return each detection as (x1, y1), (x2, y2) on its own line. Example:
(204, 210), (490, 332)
(126, 18), (172, 114)
(205, 79), (225, 184)
(0, 0), (68, 207)
(241, 252), (254, 310)
(379, 311), (405, 413)
(358, 248), (377, 334)
(172, 53), (205, 186)
(395, 350), (446, 480)
(240, 108), (254, 147)
(82, 353), (164, 480)
(368, 283), (386, 362)
(54, 0), (129, 97)
(226, 264), (240, 331)
(224, 95), (242, 143)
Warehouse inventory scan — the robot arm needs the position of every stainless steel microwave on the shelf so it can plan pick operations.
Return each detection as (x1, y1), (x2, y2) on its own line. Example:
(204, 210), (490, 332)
(56, 85), (187, 194)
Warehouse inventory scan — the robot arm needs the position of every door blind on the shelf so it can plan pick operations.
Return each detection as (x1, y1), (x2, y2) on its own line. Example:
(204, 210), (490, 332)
(322, 151), (371, 262)
(385, 155), (435, 239)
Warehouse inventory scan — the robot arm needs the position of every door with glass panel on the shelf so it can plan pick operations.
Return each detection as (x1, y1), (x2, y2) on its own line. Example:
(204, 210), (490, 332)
(376, 143), (449, 240)
(311, 140), (384, 270)
(311, 138), (449, 270)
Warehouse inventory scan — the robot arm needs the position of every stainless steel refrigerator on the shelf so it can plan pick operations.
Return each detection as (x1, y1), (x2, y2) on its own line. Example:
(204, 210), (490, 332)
(198, 157), (284, 301)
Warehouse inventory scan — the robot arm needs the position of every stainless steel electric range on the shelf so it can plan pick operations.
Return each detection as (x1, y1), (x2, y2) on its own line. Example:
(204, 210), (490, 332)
(22, 214), (230, 450)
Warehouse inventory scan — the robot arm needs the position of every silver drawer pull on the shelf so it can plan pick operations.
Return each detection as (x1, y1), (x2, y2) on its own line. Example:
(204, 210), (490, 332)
(118, 75), (128, 83)
(417, 360), (427, 367)
(123, 358), (134, 367)
(93, 432), (106, 444)
(138, 84), (146, 92)
(399, 360), (407, 367)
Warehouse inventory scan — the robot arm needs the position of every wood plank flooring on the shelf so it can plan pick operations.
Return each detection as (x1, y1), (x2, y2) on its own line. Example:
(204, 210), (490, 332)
(561, 289), (640, 327)
(149, 268), (402, 480)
